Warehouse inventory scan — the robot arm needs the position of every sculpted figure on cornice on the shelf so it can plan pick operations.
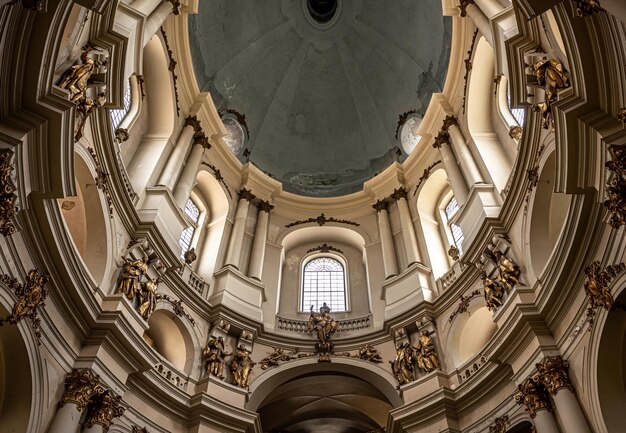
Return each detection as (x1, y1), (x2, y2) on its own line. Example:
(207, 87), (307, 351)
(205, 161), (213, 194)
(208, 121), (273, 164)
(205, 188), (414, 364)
(137, 277), (159, 320)
(415, 331), (440, 373)
(390, 342), (415, 386)
(526, 57), (570, 129)
(260, 347), (298, 370)
(357, 344), (383, 363)
(481, 269), (505, 311)
(74, 92), (106, 142)
(203, 336), (231, 379)
(116, 257), (148, 301)
(230, 345), (255, 388)
(307, 302), (338, 361)
(58, 49), (106, 102)
(494, 250), (522, 291)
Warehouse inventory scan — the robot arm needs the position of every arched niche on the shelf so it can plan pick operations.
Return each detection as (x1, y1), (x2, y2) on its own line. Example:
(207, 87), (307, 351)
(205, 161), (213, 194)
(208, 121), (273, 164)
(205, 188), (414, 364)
(416, 167), (450, 279)
(59, 149), (112, 286)
(589, 274), (626, 433)
(0, 305), (35, 433)
(446, 301), (497, 368)
(194, 170), (229, 281)
(467, 36), (514, 191)
(248, 358), (402, 431)
(526, 150), (571, 278)
(278, 226), (369, 320)
(144, 309), (195, 374)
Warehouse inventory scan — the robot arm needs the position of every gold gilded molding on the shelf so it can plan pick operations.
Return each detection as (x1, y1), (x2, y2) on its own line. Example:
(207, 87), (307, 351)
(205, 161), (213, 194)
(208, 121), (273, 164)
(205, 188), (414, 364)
(259, 347), (298, 369)
(229, 345), (255, 388)
(59, 369), (102, 411)
(84, 390), (125, 433)
(489, 415), (509, 433)
(535, 355), (574, 396)
(0, 150), (18, 237)
(0, 269), (49, 343)
(605, 145), (626, 229)
(509, 125), (522, 140)
(514, 377), (552, 418)
(584, 261), (625, 325)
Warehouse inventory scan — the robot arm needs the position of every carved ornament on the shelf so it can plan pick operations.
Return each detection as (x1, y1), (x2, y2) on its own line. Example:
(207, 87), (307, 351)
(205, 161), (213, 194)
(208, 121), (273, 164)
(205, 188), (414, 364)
(259, 347), (299, 370)
(223, 108), (250, 138)
(372, 200), (388, 212)
(200, 162), (232, 198)
(357, 344), (383, 363)
(509, 125), (522, 140)
(448, 289), (481, 322)
(0, 269), (49, 343)
(132, 427), (148, 433)
(584, 261), (624, 325)
(458, 0), (475, 17)
(0, 150), (18, 236)
(605, 145), (626, 229)
(87, 147), (114, 217)
(514, 377), (552, 418)
(166, 0), (181, 14)
(307, 302), (338, 362)
(285, 213), (360, 228)
(229, 345), (255, 388)
(59, 369), (102, 411)
(257, 200), (274, 213)
(136, 74), (145, 99)
(239, 188), (256, 202)
(462, 30), (479, 112)
(534, 355), (574, 396)
(185, 115), (202, 132)
(159, 28), (180, 115)
(574, 0), (603, 16)
(84, 390), (125, 433)
(390, 187), (408, 201)
(395, 109), (418, 139)
(114, 128), (130, 143)
(526, 56), (570, 129)
(448, 245), (460, 261)
(618, 108), (626, 124)
(183, 247), (197, 265)
(413, 160), (441, 196)
(442, 115), (459, 131)
(307, 243), (343, 255)
(202, 336), (231, 379)
(489, 415), (509, 433)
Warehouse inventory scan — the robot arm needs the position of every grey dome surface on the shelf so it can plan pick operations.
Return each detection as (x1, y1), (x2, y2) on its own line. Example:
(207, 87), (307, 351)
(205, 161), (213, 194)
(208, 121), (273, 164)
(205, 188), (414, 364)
(189, 0), (451, 197)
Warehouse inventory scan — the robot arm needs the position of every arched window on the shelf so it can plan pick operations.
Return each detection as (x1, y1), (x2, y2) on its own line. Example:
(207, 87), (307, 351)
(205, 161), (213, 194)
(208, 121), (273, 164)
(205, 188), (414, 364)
(301, 256), (347, 313)
(444, 196), (464, 254)
(109, 83), (132, 130)
(179, 198), (201, 257)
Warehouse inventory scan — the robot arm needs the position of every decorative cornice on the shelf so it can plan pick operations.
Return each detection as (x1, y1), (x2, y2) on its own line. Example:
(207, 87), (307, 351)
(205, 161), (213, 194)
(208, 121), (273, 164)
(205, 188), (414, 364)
(306, 243), (344, 254)
(448, 289), (481, 322)
(413, 160), (441, 195)
(514, 377), (552, 418)
(458, 0), (475, 17)
(395, 109), (418, 139)
(285, 213), (360, 228)
(583, 261), (624, 325)
(605, 145), (626, 229)
(0, 150), (18, 237)
(534, 356), (574, 396)
(0, 269), (49, 343)
(160, 27), (180, 116)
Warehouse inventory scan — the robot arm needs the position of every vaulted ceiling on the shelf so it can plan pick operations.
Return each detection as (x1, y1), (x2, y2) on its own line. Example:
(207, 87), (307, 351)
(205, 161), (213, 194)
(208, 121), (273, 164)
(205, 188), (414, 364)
(189, 0), (451, 196)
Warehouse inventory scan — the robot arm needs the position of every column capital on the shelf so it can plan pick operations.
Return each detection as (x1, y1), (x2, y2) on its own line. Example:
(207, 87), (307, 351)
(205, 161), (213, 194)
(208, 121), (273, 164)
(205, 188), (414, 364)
(390, 187), (408, 201)
(59, 369), (102, 411)
(514, 377), (552, 418)
(372, 200), (388, 212)
(433, 130), (450, 148)
(442, 115), (459, 131)
(192, 131), (211, 149)
(84, 390), (125, 433)
(239, 188), (256, 202)
(184, 115), (202, 132)
(458, 0), (475, 17)
(535, 355), (574, 395)
(257, 200), (274, 213)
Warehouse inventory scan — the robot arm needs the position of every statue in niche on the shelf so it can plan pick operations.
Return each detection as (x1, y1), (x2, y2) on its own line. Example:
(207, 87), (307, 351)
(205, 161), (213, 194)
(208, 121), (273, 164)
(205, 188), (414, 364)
(494, 250), (522, 291)
(229, 345), (255, 388)
(307, 302), (338, 362)
(481, 270), (505, 311)
(527, 58), (569, 102)
(116, 257), (148, 301)
(414, 331), (440, 373)
(357, 344), (383, 363)
(202, 336), (231, 379)
(137, 277), (159, 320)
(57, 49), (106, 102)
(390, 342), (415, 386)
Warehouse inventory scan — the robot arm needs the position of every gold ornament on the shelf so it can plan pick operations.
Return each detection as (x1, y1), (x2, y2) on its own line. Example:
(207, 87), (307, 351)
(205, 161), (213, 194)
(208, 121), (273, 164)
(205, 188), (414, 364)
(494, 251), (522, 291)
(605, 145), (626, 229)
(137, 277), (159, 320)
(509, 125), (523, 140)
(0, 150), (18, 237)
(489, 415), (509, 433)
(202, 336), (231, 379)
(84, 390), (125, 433)
(514, 377), (552, 418)
(357, 345), (383, 363)
(59, 369), (102, 411)
(229, 345), (255, 388)
(307, 302), (338, 362)
(390, 342), (415, 386)
(480, 269), (505, 311)
(260, 347), (298, 369)
(116, 257), (148, 301)
(535, 356), (574, 395)
(414, 331), (441, 373)
(526, 58), (570, 129)
(584, 261), (624, 324)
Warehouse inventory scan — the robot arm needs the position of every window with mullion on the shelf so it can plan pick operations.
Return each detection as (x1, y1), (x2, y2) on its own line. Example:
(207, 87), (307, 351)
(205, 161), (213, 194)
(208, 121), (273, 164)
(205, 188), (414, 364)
(301, 256), (347, 312)
(179, 199), (200, 257)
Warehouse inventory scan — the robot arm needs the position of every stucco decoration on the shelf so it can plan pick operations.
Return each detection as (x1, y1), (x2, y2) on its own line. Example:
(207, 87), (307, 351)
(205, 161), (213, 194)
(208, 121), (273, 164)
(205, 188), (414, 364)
(189, 0), (451, 196)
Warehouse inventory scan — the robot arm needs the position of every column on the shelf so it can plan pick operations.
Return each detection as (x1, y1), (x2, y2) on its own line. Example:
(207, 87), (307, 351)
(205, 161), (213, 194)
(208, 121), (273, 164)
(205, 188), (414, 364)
(224, 189), (255, 270)
(173, 132), (210, 207)
(433, 131), (469, 204)
(390, 188), (421, 267)
(82, 391), (125, 433)
(514, 377), (560, 433)
(459, 0), (493, 47)
(142, 1), (179, 48)
(158, 116), (201, 189)
(536, 356), (592, 433)
(443, 116), (485, 187)
(248, 200), (273, 281)
(373, 200), (399, 279)
(47, 370), (100, 433)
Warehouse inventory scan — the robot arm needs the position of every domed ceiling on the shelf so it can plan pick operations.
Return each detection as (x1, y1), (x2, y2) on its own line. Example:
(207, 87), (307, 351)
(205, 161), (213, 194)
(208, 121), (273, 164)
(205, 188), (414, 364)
(189, 0), (451, 196)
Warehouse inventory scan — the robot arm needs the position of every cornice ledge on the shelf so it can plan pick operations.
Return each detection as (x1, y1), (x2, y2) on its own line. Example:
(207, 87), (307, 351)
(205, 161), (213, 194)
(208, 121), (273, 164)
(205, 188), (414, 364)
(188, 392), (262, 433)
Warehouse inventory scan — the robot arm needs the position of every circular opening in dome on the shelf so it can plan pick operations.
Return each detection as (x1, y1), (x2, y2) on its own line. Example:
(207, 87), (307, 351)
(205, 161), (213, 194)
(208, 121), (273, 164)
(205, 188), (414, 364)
(400, 116), (423, 154)
(222, 116), (245, 157)
(307, 0), (338, 23)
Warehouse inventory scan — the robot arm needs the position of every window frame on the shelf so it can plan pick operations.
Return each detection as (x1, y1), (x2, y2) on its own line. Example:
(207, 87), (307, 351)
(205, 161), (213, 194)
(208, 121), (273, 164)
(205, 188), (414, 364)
(437, 190), (465, 257)
(179, 194), (206, 259)
(298, 253), (350, 314)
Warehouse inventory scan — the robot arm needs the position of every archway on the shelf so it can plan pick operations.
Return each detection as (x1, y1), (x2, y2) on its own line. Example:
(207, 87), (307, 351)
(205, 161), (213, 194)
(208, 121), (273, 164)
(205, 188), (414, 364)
(145, 309), (195, 374)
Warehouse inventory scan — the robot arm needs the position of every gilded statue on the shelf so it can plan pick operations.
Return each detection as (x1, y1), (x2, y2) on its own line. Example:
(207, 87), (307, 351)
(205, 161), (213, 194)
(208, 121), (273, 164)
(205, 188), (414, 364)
(357, 344), (383, 363)
(481, 270), (504, 311)
(74, 92), (106, 142)
(390, 342), (415, 386)
(229, 345), (255, 388)
(494, 251), (522, 290)
(414, 331), (440, 373)
(260, 347), (297, 370)
(137, 277), (159, 320)
(116, 257), (148, 301)
(203, 336), (231, 379)
(58, 50), (105, 102)
(307, 302), (338, 345)
(526, 57), (570, 129)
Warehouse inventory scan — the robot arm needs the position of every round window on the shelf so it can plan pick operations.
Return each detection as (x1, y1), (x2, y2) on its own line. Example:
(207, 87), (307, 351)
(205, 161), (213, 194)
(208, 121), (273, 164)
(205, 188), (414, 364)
(222, 117), (245, 156)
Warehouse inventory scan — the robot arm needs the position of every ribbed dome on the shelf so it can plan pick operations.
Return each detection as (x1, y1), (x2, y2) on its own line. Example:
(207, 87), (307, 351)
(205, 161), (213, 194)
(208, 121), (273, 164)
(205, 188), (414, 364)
(189, 0), (451, 196)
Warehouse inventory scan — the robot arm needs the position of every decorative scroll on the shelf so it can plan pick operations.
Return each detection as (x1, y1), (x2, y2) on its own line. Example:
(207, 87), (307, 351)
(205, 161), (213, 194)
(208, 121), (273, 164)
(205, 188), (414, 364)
(448, 289), (482, 322)
(0, 269), (49, 344)
(0, 150), (18, 236)
(462, 30), (479, 113)
(489, 416), (509, 433)
(395, 109), (417, 139)
(160, 28), (180, 115)
(413, 160), (441, 196)
(87, 147), (114, 218)
(584, 261), (624, 325)
(605, 145), (626, 229)
(306, 243), (344, 254)
(285, 213), (360, 228)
